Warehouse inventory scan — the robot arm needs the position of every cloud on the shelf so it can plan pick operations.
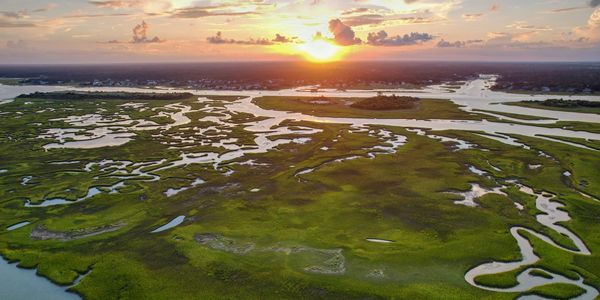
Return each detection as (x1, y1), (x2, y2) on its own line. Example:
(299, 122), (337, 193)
(88, 0), (141, 9)
(339, 6), (440, 28)
(89, 0), (176, 14)
(273, 34), (291, 43)
(171, 7), (256, 18)
(206, 32), (293, 45)
(341, 8), (371, 15)
(342, 14), (385, 26)
(0, 10), (28, 19)
(508, 22), (552, 31)
(89, 0), (141, 8)
(328, 19), (362, 46)
(461, 5), (499, 22)
(549, 7), (586, 13)
(462, 13), (483, 21)
(486, 31), (540, 44)
(132, 21), (162, 43)
(589, 8), (600, 27)
(168, 2), (276, 19)
(64, 12), (133, 19)
(32, 3), (59, 13)
(367, 30), (434, 46)
(0, 19), (36, 28)
(571, 8), (600, 41)
(437, 39), (483, 48)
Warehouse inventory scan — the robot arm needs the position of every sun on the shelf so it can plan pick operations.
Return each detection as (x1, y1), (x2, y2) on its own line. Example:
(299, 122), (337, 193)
(298, 39), (341, 62)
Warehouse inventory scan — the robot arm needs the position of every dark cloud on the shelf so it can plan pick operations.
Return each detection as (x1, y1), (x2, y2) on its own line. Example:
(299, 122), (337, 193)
(207, 32), (292, 45)
(103, 21), (163, 44)
(0, 10), (28, 19)
(132, 21), (162, 43)
(328, 19), (362, 46)
(273, 34), (292, 43)
(550, 7), (586, 13)
(437, 39), (483, 48)
(1, 4), (56, 19)
(367, 31), (434, 46)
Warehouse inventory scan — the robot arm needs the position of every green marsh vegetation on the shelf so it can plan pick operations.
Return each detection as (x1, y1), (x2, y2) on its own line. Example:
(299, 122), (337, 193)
(0, 92), (598, 299)
(253, 96), (487, 120)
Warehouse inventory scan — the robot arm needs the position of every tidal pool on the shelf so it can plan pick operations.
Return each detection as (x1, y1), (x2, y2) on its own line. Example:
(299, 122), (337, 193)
(6, 221), (30, 231)
(366, 238), (395, 244)
(151, 216), (186, 233)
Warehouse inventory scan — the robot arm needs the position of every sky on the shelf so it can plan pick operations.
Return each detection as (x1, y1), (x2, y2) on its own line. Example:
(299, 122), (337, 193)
(1, 0), (600, 63)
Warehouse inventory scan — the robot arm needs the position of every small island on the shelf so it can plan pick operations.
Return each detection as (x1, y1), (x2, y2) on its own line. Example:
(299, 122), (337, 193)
(349, 94), (420, 110)
(253, 94), (484, 120)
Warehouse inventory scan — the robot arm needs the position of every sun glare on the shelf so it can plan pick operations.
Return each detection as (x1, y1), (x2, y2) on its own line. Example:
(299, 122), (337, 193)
(298, 39), (341, 62)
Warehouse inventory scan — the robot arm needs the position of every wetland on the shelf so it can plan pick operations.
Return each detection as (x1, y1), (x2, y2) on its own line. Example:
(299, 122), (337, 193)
(0, 75), (599, 299)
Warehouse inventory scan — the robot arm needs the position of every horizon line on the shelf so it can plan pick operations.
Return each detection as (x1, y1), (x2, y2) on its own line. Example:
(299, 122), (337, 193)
(1, 60), (600, 67)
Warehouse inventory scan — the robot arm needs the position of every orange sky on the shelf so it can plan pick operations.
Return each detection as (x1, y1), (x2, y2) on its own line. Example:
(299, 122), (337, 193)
(1, 0), (600, 63)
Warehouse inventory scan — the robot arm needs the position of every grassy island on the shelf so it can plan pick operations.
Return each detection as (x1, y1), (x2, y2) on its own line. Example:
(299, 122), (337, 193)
(349, 95), (420, 110)
(254, 95), (486, 120)
(506, 99), (600, 114)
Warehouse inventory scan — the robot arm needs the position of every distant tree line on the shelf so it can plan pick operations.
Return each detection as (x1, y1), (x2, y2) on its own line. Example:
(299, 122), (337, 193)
(19, 91), (195, 101)
(4, 62), (599, 94)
